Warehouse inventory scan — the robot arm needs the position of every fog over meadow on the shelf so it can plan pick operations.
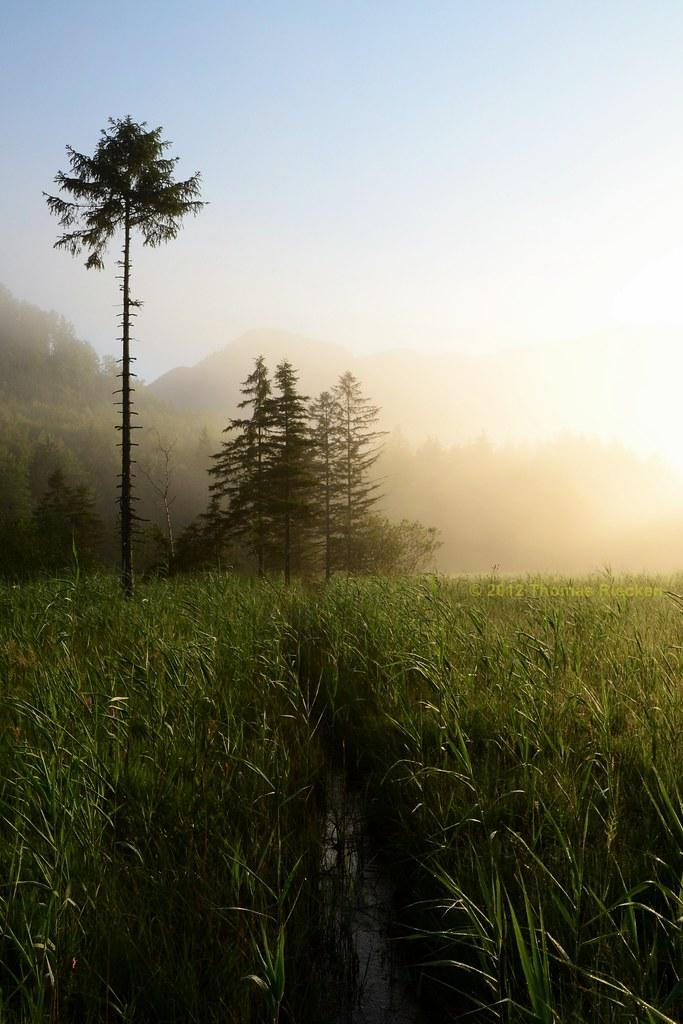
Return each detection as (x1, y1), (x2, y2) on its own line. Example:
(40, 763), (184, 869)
(2, 284), (682, 574)
(141, 322), (683, 573)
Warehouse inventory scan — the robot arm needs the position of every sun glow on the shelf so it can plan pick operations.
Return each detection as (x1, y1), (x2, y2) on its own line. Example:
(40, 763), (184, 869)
(605, 248), (683, 473)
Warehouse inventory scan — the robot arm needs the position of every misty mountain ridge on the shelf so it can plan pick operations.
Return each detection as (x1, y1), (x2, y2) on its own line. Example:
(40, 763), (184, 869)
(149, 325), (683, 475)
(3, 282), (683, 573)
(150, 328), (353, 411)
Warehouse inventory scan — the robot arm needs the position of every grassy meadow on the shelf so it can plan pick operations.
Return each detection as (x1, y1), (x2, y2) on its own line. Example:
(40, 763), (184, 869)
(1, 572), (683, 1022)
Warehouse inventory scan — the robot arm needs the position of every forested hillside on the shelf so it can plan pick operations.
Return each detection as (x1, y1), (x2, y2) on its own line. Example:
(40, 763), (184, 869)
(0, 285), (221, 573)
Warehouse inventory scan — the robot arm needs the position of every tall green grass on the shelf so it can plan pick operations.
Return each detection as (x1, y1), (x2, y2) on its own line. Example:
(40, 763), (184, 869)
(2, 572), (683, 1021)
(302, 575), (683, 1022)
(0, 574), (325, 1023)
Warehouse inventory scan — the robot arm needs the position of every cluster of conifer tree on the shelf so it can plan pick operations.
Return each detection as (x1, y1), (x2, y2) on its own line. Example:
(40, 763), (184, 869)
(176, 357), (385, 579)
(1, 459), (105, 576)
(0, 282), (446, 580)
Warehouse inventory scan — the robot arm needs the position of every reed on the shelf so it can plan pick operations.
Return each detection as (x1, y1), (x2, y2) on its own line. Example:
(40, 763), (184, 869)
(2, 572), (683, 1021)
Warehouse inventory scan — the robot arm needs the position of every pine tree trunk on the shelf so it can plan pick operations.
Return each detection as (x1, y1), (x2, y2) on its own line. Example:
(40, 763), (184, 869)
(120, 208), (134, 597)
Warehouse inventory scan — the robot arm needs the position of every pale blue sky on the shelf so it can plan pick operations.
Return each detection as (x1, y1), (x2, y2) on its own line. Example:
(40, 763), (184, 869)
(3, 1), (683, 379)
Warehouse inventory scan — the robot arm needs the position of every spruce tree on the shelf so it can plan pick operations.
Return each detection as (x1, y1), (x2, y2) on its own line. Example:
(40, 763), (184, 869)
(331, 372), (385, 573)
(209, 356), (274, 573)
(36, 468), (104, 569)
(309, 390), (338, 580)
(268, 361), (312, 583)
(45, 116), (204, 596)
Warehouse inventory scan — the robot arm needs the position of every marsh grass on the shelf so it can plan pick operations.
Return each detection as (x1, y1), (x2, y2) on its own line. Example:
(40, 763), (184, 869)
(304, 575), (683, 1022)
(0, 574), (326, 1023)
(1, 572), (683, 1021)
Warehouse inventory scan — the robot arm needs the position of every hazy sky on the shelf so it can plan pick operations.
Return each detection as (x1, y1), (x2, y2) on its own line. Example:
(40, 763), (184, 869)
(3, 1), (683, 382)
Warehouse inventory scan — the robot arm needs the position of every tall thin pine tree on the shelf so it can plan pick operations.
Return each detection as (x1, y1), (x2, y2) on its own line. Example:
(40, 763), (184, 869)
(45, 117), (204, 595)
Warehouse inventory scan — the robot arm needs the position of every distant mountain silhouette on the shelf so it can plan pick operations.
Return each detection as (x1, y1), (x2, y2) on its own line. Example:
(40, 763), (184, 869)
(149, 326), (683, 471)
(150, 329), (356, 413)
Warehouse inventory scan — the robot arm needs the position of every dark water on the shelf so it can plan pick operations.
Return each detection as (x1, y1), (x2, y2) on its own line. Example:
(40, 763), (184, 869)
(319, 774), (426, 1024)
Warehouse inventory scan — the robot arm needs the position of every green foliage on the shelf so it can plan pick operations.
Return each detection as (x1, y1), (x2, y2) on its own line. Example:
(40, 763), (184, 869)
(267, 361), (314, 582)
(0, 286), (103, 407)
(329, 371), (385, 572)
(209, 355), (274, 572)
(44, 116), (204, 270)
(0, 515), (39, 579)
(308, 389), (336, 578)
(206, 359), (417, 581)
(0, 286), (221, 579)
(352, 514), (442, 574)
(35, 469), (104, 570)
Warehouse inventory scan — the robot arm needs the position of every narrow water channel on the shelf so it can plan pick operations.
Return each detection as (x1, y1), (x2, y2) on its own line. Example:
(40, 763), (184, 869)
(318, 773), (426, 1024)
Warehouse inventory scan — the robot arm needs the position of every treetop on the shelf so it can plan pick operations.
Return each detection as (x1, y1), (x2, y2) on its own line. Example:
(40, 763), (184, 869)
(45, 115), (205, 269)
